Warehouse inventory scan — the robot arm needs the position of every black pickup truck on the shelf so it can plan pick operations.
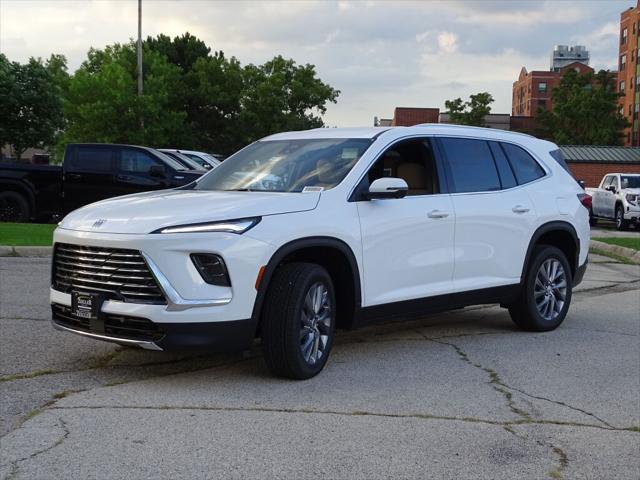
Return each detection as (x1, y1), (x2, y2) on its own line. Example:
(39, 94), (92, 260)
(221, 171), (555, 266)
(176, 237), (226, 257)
(0, 144), (204, 222)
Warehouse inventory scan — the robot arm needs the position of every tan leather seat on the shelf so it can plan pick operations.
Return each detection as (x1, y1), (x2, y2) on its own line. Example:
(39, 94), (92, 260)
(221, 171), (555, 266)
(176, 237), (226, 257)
(397, 162), (430, 195)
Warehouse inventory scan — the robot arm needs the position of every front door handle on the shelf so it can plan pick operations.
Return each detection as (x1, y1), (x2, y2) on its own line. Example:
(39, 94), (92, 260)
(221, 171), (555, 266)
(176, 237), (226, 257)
(512, 205), (530, 214)
(117, 174), (132, 181)
(428, 209), (449, 219)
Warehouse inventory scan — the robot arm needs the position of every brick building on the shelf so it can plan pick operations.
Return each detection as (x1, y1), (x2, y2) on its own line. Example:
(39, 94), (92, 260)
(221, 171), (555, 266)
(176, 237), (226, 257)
(512, 62), (594, 117)
(560, 145), (640, 187)
(390, 107), (440, 126)
(618, 1), (640, 146)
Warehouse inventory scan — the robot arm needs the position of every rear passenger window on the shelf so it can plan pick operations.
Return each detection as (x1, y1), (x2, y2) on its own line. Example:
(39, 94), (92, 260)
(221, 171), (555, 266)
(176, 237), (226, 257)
(501, 143), (545, 185)
(488, 142), (517, 189)
(73, 147), (114, 173)
(440, 138), (501, 193)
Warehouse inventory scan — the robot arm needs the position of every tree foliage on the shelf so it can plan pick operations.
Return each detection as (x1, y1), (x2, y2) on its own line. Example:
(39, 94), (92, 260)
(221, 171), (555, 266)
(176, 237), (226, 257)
(59, 33), (339, 155)
(536, 69), (628, 145)
(0, 54), (66, 159)
(444, 92), (494, 127)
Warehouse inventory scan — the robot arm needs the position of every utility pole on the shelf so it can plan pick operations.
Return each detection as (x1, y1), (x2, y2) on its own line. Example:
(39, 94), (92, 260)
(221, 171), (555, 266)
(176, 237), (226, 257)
(137, 0), (143, 97)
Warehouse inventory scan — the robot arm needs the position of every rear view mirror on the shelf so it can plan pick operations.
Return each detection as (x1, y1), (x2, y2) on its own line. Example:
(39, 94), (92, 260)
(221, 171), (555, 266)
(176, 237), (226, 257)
(366, 177), (408, 200)
(150, 165), (166, 178)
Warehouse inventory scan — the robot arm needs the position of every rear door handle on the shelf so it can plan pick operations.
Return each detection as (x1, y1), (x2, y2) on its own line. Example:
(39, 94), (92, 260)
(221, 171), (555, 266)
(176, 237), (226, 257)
(512, 205), (530, 214)
(428, 209), (449, 219)
(117, 174), (132, 181)
(66, 173), (82, 180)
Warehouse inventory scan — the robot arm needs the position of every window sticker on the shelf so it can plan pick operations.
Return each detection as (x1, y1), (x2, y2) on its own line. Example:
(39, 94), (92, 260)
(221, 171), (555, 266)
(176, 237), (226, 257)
(341, 148), (359, 160)
(302, 186), (324, 192)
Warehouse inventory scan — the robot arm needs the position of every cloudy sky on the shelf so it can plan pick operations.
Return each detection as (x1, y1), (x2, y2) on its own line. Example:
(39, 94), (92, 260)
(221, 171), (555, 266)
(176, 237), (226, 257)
(0, 0), (632, 126)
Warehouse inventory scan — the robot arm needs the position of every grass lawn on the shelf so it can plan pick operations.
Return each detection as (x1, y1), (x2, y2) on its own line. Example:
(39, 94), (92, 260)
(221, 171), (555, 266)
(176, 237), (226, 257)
(0, 222), (56, 246)
(593, 237), (640, 251)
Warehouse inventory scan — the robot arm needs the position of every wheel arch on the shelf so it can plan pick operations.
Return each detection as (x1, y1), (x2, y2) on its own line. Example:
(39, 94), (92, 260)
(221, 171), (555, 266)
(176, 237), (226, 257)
(521, 221), (580, 282)
(251, 236), (362, 334)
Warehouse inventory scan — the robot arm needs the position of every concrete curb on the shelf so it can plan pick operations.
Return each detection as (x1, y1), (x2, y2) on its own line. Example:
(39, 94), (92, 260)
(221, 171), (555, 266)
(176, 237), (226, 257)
(590, 239), (640, 264)
(0, 246), (52, 258)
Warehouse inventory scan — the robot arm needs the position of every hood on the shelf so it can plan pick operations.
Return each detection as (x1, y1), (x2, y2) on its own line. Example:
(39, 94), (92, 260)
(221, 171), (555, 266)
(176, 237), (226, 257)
(59, 189), (321, 234)
(622, 187), (640, 195)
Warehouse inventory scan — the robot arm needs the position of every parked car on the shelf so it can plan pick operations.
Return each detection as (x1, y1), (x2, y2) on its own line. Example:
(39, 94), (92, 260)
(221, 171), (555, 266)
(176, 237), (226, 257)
(159, 149), (220, 170)
(50, 125), (589, 379)
(585, 173), (640, 230)
(0, 143), (203, 222)
(155, 149), (207, 172)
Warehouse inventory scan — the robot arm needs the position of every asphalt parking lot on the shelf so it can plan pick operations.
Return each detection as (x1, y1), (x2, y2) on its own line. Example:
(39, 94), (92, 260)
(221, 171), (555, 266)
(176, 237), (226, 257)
(1, 254), (639, 479)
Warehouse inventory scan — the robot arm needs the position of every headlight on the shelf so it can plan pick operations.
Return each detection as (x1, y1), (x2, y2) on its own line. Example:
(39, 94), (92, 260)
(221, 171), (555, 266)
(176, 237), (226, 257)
(625, 194), (638, 206)
(153, 217), (261, 234)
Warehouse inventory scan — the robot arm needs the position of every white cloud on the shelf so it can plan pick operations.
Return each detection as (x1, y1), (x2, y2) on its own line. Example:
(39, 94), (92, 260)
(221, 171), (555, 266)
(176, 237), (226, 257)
(437, 32), (458, 53)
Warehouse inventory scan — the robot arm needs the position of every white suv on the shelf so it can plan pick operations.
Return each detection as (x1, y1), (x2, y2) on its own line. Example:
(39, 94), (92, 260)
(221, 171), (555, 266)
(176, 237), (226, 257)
(51, 125), (590, 379)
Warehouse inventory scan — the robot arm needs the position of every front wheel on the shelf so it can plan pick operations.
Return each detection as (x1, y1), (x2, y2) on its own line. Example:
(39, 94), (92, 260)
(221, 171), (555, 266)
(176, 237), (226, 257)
(615, 205), (628, 231)
(509, 246), (573, 332)
(0, 191), (30, 222)
(261, 262), (335, 379)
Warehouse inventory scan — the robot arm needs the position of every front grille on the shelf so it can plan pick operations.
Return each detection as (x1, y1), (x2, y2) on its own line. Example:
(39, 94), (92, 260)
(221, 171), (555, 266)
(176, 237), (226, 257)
(52, 304), (165, 342)
(52, 243), (166, 304)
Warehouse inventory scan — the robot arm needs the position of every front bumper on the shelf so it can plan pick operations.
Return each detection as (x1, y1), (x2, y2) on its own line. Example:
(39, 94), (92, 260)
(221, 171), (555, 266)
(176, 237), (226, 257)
(50, 228), (275, 350)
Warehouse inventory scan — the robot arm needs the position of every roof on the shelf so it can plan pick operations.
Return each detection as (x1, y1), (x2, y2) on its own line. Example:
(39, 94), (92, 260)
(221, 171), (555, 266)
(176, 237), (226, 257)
(560, 145), (640, 164)
(263, 127), (391, 140)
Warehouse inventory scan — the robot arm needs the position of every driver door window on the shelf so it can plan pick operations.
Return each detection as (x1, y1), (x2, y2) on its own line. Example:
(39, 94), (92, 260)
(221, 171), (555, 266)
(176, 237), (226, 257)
(120, 149), (160, 173)
(365, 138), (440, 196)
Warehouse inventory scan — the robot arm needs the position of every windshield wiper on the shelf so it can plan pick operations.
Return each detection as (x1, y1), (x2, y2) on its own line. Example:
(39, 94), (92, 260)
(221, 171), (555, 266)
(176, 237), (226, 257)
(224, 188), (253, 192)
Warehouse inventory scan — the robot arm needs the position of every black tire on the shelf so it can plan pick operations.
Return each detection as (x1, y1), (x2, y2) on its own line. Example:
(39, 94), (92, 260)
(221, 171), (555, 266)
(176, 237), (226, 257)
(509, 245), (573, 332)
(615, 204), (628, 231)
(588, 208), (597, 226)
(0, 191), (30, 222)
(261, 262), (336, 379)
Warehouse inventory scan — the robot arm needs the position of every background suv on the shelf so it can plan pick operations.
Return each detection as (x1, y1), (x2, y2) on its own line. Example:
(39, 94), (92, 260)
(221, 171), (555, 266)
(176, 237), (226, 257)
(50, 125), (590, 379)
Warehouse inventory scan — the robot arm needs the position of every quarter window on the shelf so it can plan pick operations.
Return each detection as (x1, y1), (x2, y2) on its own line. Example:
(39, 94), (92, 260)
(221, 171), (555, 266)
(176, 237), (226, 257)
(501, 143), (545, 185)
(440, 138), (501, 193)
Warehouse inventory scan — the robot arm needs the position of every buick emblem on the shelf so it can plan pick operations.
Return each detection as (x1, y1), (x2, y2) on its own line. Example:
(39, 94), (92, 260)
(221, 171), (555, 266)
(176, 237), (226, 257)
(92, 219), (107, 228)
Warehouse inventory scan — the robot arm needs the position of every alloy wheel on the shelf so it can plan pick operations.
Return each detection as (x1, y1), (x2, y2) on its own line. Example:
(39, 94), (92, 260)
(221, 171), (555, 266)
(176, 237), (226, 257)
(300, 282), (332, 365)
(534, 259), (567, 321)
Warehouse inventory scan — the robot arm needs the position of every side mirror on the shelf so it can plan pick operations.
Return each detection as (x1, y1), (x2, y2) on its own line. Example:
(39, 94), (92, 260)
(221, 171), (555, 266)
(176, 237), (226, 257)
(605, 185), (617, 193)
(149, 165), (166, 178)
(365, 177), (408, 200)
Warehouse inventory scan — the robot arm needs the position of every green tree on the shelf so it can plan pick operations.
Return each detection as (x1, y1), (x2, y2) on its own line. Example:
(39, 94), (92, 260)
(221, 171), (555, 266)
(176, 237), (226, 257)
(145, 32), (210, 72)
(444, 92), (494, 126)
(536, 69), (627, 145)
(0, 54), (64, 159)
(60, 42), (188, 150)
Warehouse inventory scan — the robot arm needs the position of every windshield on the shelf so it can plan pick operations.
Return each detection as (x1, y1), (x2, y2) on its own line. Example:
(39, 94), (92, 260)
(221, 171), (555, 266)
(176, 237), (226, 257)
(194, 138), (373, 192)
(621, 175), (640, 189)
(164, 151), (203, 170)
(153, 150), (188, 171)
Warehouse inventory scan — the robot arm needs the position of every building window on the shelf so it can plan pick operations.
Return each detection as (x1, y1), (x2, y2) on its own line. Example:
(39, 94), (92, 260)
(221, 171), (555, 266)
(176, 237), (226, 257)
(620, 80), (626, 92)
(622, 27), (628, 45)
(538, 99), (547, 111)
(538, 82), (547, 93)
(621, 54), (627, 71)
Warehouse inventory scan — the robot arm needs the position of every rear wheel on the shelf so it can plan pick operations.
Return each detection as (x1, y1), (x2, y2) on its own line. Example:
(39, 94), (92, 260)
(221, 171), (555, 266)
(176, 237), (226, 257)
(509, 246), (572, 332)
(615, 204), (628, 231)
(0, 191), (30, 222)
(262, 262), (335, 379)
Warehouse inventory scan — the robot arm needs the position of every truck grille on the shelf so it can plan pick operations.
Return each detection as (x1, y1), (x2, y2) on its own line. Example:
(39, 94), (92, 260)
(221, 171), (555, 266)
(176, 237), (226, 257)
(52, 243), (166, 304)
(52, 304), (164, 342)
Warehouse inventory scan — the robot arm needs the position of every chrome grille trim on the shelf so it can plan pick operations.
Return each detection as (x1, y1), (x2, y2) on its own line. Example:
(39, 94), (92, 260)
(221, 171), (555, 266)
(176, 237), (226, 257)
(52, 243), (167, 304)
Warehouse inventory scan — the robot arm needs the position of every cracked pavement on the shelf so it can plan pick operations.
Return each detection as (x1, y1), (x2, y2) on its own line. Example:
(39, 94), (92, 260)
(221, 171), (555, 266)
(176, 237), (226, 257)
(1, 255), (639, 479)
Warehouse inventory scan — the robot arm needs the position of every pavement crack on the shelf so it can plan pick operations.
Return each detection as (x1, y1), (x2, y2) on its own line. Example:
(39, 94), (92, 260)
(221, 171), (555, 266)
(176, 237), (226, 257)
(46, 404), (639, 433)
(546, 443), (569, 479)
(417, 331), (532, 421)
(5, 417), (70, 480)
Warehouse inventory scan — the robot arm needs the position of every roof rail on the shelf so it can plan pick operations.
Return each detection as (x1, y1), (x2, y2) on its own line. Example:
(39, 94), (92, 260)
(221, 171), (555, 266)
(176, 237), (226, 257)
(413, 123), (535, 138)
